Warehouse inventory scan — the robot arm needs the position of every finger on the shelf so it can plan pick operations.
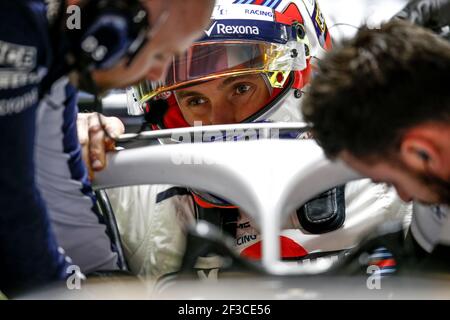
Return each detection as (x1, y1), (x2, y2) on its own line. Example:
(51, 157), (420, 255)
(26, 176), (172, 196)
(77, 113), (89, 147)
(106, 116), (125, 137)
(87, 113), (107, 171)
(103, 116), (125, 151)
(105, 124), (125, 151)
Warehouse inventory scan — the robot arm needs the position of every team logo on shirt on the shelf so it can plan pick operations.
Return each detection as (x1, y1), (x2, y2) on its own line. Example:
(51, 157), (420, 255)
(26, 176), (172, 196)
(0, 40), (36, 70)
(0, 40), (42, 91)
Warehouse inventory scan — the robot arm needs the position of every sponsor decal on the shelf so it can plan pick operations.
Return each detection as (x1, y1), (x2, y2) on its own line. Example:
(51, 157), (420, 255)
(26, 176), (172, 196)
(217, 23), (259, 35)
(0, 40), (37, 71)
(311, 3), (329, 49)
(217, 6), (228, 16)
(238, 235), (257, 246)
(244, 8), (274, 18)
(237, 222), (251, 229)
(212, 4), (274, 22)
(204, 21), (218, 37)
(202, 19), (289, 44)
(296, 254), (339, 266)
(315, 5), (326, 33)
(205, 21), (260, 37)
(237, 234), (257, 246)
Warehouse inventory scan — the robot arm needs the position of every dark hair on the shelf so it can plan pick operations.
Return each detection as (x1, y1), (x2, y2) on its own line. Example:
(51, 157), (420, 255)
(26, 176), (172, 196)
(302, 20), (450, 160)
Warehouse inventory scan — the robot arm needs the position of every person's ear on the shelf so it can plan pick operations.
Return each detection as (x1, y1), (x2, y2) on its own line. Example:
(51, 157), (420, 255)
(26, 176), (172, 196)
(399, 136), (442, 174)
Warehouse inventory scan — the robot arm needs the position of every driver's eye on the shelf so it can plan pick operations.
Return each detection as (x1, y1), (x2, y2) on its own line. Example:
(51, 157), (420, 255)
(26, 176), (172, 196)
(234, 84), (252, 95)
(187, 96), (208, 107)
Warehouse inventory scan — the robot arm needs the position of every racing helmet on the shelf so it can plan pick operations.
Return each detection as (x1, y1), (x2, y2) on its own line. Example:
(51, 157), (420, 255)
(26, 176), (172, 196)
(127, 0), (332, 208)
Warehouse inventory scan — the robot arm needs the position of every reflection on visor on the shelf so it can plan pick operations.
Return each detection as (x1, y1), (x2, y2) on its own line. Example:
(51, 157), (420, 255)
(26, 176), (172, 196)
(133, 40), (306, 106)
(167, 43), (266, 83)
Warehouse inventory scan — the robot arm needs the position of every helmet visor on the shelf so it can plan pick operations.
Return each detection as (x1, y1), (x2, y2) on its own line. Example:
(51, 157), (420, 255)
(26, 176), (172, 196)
(132, 40), (306, 107)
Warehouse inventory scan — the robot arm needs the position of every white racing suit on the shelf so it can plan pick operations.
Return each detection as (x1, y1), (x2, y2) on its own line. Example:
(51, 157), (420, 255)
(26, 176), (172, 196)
(107, 179), (411, 279)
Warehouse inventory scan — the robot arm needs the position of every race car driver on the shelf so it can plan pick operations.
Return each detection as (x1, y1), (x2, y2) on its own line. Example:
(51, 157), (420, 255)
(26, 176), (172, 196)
(99, 0), (412, 279)
(0, 0), (214, 293)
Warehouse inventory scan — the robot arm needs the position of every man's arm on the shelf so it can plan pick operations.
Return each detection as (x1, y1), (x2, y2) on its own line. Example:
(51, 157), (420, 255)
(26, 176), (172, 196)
(0, 1), (68, 294)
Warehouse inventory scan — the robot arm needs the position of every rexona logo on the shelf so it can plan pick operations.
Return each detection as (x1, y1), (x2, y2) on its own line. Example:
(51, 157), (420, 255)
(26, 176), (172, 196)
(204, 21), (260, 37)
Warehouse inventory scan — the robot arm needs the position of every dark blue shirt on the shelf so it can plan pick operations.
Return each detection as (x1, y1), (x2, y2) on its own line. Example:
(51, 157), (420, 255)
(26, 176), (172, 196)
(0, 0), (68, 293)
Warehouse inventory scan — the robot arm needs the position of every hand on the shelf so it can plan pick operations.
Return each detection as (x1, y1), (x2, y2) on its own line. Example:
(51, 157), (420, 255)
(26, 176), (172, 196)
(77, 113), (125, 180)
(394, 0), (450, 29)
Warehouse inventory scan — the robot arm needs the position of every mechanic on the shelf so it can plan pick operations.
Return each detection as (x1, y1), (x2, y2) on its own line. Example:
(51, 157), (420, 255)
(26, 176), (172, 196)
(89, 0), (411, 279)
(302, 1), (450, 267)
(0, 0), (213, 294)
